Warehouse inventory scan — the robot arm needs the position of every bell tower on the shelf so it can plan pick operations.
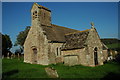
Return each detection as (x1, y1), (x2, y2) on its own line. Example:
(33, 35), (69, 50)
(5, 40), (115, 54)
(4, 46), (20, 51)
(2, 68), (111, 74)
(31, 3), (51, 27)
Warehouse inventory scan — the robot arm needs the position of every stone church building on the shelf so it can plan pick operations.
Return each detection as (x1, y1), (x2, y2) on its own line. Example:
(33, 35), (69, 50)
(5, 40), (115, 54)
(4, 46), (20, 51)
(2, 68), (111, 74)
(24, 3), (108, 66)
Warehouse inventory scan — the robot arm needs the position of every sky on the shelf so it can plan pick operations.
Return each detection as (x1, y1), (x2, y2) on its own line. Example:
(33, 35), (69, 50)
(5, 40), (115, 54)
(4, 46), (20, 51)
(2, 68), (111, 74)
(2, 2), (118, 46)
(1, 0), (120, 2)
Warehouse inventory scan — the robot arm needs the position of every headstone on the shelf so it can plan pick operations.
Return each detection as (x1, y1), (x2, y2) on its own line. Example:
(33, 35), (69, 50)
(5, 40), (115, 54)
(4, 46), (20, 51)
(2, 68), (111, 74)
(45, 67), (59, 78)
(7, 52), (10, 59)
(18, 53), (20, 60)
(107, 56), (113, 61)
(11, 54), (14, 59)
(115, 51), (117, 55)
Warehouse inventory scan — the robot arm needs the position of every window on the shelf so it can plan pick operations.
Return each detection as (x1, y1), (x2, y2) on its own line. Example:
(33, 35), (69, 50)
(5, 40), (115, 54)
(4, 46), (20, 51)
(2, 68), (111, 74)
(94, 47), (97, 52)
(60, 47), (61, 55)
(33, 48), (37, 54)
(35, 11), (37, 13)
(57, 48), (59, 56)
(33, 11), (37, 20)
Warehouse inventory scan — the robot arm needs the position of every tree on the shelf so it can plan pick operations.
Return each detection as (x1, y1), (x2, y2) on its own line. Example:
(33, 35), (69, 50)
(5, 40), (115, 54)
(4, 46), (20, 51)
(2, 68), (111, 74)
(15, 46), (23, 55)
(15, 26), (30, 47)
(2, 34), (12, 57)
(0, 33), (2, 56)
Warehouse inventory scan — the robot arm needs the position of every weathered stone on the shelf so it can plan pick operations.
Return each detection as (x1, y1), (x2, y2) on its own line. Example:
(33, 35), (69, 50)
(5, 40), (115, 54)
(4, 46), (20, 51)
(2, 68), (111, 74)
(45, 67), (59, 78)
(24, 3), (108, 67)
(61, 28), (108, 66)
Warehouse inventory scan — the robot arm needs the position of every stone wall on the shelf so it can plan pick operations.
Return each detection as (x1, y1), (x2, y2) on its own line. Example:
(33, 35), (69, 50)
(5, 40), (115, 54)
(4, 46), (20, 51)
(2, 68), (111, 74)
(102, 50), (108, 61)
(31, 3), (51, 26)
(24, 3), (108, 66)
(24, 26), (39, 64)
(62, 48), (86, 66)
(24, 24), (50, 65)
(86, 28), (106, 66)
(39, 8), (51, 26)
(79, 47), (90, 66)
(61, 28), (108, 66)
(24, 3), (64, 65)
(24, 3), (50, 65)
(37, 26), (49, 65)
(61, 48), (95, 66)
(48, 43), (63, 64)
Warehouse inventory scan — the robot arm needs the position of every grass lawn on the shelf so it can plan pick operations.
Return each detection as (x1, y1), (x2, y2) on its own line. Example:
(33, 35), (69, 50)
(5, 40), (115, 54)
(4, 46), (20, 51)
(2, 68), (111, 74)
(106, 43), (120, 49)
(2, 58), (120, 79)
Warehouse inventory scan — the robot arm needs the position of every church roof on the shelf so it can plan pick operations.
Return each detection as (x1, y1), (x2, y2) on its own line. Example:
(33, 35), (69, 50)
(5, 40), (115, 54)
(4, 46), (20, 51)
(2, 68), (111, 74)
(41, 24), (91, 50)
(61, 29), (90, 50)
(41, 24), (79, 42)
(31, 3), (92, 50)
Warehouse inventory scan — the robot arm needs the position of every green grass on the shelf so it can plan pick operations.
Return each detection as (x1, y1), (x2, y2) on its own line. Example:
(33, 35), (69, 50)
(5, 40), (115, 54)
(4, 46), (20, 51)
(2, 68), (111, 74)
(2, 58), (120, 79)
(106, 43), (120, 49)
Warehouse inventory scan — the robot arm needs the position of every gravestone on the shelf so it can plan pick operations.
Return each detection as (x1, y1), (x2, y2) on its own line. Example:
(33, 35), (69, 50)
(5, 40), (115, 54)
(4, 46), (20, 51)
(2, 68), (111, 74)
(45, 67), (59, 78)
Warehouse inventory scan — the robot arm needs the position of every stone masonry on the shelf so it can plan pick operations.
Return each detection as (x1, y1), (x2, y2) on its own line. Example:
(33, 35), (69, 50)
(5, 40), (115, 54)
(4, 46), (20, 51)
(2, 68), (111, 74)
(24, 3), (108, 66)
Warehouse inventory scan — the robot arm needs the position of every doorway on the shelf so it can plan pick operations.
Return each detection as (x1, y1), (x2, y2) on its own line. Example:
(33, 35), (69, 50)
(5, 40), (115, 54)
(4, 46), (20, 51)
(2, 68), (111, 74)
(94, 47), (98, 65)
(33, 48), (37, 63)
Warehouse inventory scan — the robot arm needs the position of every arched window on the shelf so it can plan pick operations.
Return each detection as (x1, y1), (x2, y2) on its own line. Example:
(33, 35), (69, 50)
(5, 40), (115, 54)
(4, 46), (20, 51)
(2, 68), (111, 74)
(33, 48), (37, 54)
(94, 47), (97, 51)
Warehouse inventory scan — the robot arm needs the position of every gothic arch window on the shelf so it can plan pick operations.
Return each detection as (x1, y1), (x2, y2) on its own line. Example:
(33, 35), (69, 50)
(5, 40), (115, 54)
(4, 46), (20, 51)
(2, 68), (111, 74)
(94, 47), (97, 51)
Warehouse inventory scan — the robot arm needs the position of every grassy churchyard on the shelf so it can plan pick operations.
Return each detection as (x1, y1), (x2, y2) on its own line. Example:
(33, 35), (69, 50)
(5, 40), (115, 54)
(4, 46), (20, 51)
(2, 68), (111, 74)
(2, 58), (120, 79)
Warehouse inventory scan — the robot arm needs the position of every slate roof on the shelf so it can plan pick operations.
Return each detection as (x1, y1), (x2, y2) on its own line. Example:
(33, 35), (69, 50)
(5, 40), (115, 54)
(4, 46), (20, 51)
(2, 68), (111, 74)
(61, 29), (90, 50)
(41, 24), (90, 50)
(41, 24), (79, 42)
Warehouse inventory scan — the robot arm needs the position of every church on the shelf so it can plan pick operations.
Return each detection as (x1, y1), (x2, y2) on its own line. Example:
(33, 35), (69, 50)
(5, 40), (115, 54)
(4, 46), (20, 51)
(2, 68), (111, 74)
(24, 3), (108, 66)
